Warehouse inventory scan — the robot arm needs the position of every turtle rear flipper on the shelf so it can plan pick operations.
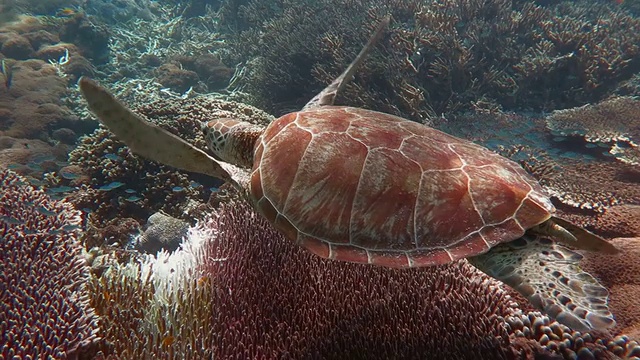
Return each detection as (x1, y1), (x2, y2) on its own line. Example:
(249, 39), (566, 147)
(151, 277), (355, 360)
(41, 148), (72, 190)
(468, 235), (615, 331)
(79, 77), (243, 187)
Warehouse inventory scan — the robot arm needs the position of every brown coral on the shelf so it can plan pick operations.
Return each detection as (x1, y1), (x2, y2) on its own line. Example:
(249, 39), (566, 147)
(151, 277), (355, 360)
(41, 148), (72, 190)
(0, 59), (76, 139)
(0, 169), (99, 358)
(222, 0), (640, 119)
(581, 237), (640, 340)
(546, 97), (640, 166)
(67, 96), (273, 227)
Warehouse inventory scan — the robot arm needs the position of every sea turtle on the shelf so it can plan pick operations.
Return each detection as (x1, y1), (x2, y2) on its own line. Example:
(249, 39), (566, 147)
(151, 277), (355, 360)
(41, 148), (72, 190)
(78, 17), (619, 331)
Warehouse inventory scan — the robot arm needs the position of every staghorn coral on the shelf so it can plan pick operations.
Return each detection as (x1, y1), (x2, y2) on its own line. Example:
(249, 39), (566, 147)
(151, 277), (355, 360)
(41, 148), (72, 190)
(66, 96), (273, 227)
(546, 96), (640, 166)
(221, 0), (640, 119)
(0, 169), (99, 358)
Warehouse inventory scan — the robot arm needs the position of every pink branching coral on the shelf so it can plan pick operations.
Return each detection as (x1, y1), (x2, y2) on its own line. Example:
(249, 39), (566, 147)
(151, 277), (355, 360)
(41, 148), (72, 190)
(194, 200), (635, 359)
(88, 199), (640, 359)
(0, 169), (99, 358)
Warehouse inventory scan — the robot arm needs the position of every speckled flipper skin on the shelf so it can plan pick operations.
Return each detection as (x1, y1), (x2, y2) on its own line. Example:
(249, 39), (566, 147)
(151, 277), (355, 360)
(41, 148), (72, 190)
(78, 77), (243, 186)
(468, 235), (615, 332)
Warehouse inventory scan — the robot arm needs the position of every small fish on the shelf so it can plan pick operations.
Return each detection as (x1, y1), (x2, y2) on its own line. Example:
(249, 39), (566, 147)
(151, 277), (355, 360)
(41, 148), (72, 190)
(189, 181), (200, 189)
(125, 195), (142, 202)
(59, 169), (79, 180)
(104, 153), (121, 161)
(48, 186), (75, 193)
(1, 59), (13, 89)
(1, 216), (22, 224)
(125, 188), (137, 194)
(98, 181), (125, 191)
(32, 154), (55, 164)
(27, 163), (42, 171)
(56, 7), (76, 17)
(196, 276), (209, 287)
(172, 186), (184, 192)
(61, 224), (81, 231)
(36, 206), (57, 216)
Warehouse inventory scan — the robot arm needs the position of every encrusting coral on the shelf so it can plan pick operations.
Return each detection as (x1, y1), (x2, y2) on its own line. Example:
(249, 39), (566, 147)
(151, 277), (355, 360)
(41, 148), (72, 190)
(0, 169), (99, 358)
(88, 199), (640, 359)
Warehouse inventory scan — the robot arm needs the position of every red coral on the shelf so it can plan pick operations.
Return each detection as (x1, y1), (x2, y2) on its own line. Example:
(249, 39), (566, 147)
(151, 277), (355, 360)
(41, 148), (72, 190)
(0, 169), (99, 358)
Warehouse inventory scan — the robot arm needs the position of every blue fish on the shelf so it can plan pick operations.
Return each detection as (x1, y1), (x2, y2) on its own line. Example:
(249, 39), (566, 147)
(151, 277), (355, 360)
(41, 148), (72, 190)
(27, 163), (43, 171)
(1, 216), (22, 224)
(48, 186), (75, 193)
(32, 154), (56, 164)
(98, 181), (125, 191)
(36, 206), (57, 216)
(59, 170), (79, 180)
(104, 153), (121, 161)
(172, 186), (184, 192)
(61, 224), (81, 231)
(125, 195), (142, 202)
(125, 188), (137, 194)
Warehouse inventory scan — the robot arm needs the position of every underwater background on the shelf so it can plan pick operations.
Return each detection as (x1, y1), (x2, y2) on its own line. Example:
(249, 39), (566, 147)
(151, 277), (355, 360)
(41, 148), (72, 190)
(0, 0), (639, 358)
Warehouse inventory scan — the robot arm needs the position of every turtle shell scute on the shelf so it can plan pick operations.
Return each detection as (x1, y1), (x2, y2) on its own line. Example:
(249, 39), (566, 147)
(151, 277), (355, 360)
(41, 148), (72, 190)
(251, 106), (554, 267)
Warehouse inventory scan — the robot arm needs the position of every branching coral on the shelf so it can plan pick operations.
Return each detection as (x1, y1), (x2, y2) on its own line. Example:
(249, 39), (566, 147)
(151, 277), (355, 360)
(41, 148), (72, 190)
(88, 199), (640, 359)
(220, 0), (640, 119)
(64, 95), (273, 228)
(0, 169), (98, 358)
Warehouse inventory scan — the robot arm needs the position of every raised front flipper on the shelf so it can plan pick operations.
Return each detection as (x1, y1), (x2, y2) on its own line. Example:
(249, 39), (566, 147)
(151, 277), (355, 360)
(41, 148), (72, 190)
(79, 77), (243, 188)
(468, 235), (615, 332)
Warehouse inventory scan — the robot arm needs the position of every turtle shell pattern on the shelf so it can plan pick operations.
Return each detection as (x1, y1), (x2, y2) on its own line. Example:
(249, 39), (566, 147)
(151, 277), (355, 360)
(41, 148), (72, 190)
(250, 106), (554, 268)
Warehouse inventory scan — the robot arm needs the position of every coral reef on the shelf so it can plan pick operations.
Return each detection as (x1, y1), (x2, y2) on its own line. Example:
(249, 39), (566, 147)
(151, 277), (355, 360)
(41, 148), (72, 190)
(581, 237), (640, 340)
(135, 212), (190, 254)
(88, 199), (639, 359)
(64, 95), (273, 228)
(0, 169), (99, 358)
(546, 96), (640, 166)
(221, 0), (640, 119)
(0, 59), (76, 139)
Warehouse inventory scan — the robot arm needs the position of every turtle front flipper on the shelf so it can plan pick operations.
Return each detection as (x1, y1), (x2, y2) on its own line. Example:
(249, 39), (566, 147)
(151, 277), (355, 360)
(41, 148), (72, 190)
(79, 77), (243, 187)
(468, 235), (615, 332)
(531, 217), (619, 254)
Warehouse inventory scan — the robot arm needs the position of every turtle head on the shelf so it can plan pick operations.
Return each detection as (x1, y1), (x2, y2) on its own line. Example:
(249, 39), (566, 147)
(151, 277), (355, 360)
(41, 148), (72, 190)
(202, 118), (264, 168)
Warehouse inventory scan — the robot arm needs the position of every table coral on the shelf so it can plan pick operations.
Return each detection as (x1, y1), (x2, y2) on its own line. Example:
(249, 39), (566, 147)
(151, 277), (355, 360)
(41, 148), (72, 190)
(0, 169), (99, 358)
(546, 97), (640, 166)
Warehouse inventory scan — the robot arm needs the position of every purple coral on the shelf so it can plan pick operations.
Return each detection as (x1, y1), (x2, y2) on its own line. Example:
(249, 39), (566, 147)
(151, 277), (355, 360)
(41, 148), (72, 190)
(0, 169), (98, 358)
